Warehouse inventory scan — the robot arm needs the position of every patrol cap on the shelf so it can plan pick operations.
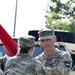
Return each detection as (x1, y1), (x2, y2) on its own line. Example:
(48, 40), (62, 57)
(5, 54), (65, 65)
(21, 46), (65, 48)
(18, 35), (35, 47)
(38, 28), (55, 40)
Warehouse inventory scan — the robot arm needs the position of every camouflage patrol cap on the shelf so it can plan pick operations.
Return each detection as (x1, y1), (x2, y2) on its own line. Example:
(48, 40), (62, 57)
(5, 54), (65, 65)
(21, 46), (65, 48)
(38, 28), (55, 40)
(18, 35), (35, 47)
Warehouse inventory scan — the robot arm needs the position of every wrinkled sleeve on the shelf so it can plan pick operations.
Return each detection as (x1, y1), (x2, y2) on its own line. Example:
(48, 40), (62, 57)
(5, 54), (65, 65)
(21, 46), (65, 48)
(35, 60), (46, 75)
(58, 52), (72, 75)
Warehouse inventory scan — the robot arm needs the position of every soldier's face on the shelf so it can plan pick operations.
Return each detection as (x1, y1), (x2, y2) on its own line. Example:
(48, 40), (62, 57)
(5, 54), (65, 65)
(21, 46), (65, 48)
(40, 36), (56, 52)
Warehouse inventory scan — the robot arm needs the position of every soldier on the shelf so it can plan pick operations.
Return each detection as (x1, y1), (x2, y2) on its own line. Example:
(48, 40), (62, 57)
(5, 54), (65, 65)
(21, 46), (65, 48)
(4, 35), (45, 75)
(0, 46), (11, 72)
(35, 28), (72, 75)
(0, 38), (18, 71)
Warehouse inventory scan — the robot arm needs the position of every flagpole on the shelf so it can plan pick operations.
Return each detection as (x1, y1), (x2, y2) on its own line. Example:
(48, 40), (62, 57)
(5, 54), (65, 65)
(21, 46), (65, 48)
(13, 0), (18, 37)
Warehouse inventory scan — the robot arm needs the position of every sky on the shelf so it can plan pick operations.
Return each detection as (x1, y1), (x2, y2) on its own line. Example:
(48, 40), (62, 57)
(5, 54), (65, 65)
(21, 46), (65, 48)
(0, 0), (48, 37)
(0, 0), (68, 38)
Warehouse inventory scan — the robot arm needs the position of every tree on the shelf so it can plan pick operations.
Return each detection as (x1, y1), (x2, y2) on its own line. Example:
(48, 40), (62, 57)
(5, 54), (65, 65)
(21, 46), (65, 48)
(45, 0), (75, 32)
(69, 19), (75, 32)
(53, 21), (70, 31)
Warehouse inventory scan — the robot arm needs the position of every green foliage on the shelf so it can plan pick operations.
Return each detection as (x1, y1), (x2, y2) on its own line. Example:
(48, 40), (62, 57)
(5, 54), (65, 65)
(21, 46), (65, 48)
(53, 21), (70, 31)
(45, 0), (75, 32)
(69, 19), (75, 32)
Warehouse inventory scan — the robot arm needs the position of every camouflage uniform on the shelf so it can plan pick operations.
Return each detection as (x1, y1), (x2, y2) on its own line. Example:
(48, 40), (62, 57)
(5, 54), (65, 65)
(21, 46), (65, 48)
(36, 48), (72, 75)
(35, 28), (72, 75)
(0, 69), (3, 75)
(4, 35), (45, 75)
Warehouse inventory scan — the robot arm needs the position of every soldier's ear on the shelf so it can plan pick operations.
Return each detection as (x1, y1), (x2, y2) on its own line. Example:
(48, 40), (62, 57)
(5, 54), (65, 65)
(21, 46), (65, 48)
(29, 46), (35, 56)
(30, 46), (34, 52)
(17, 45), (20, 53)
(54, 35), (57, 42)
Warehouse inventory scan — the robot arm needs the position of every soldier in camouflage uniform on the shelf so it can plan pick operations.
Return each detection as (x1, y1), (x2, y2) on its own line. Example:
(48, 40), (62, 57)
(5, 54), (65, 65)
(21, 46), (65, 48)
(0, 51), (11, 72)
(35, 28), (72, 75)
(4, 35), (45, 75)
